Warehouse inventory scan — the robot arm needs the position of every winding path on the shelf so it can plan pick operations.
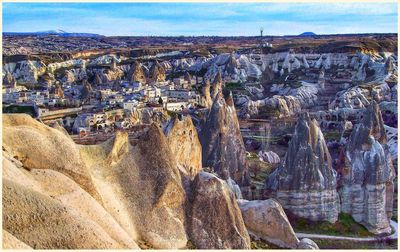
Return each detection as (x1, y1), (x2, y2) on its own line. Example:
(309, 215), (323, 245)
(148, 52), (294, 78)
(296, 220), (398, 242)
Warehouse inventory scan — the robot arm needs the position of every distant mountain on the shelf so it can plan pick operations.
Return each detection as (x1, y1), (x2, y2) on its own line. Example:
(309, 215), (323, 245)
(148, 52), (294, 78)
(3, 30), (103, 38)
(298, 32), (317, 36)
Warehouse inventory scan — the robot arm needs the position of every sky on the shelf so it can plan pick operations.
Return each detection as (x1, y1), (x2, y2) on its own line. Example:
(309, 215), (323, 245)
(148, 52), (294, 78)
(2, 2), (398, 36)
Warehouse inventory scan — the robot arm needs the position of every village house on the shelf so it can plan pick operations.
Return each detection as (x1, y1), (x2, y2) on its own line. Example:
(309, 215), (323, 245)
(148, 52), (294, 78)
(164, 101), (188, 111)
(123, 99), (139, 111)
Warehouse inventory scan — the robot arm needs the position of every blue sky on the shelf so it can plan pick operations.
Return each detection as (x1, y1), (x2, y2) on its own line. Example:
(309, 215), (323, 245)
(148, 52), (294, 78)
(2, 2), (398, 36)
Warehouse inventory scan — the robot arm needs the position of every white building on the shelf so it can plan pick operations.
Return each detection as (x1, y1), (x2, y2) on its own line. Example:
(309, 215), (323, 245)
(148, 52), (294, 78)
(165, 102), (187, 111)
(167, 89), (196, 101)
(123, 100), (139, 111)
(140, 87), (161, 99)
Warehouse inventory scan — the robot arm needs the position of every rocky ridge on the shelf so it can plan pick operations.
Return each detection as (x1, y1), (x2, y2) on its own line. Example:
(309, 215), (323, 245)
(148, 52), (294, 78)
(265, 113), (340, 223)
(3, 113), (312, 250)
(200, 91), (250, 186)
(339, 101), (395, 235)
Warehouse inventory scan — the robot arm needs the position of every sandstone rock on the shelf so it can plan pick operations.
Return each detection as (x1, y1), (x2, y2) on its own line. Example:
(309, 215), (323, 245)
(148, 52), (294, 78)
(201, 79), (213, 108)
(54, 84), (64, 98)
(2, 114), (101, 202)
(81, 79), (93, 100)
(3, 178), (133, 249)
(2, 152), (138, 249)
(384, 125), (398, 161)
(128, 61), (146, 84)
(3, 230), (32, 249)
(330, 83), (391, 110)
(261, 65), (275, 84)
(164, 115), (202, 178)
(265, 113), (339, 223)
(79, 126), (188, 248)
(188, 172), (251, 249)
(339, 101), (395, 234)
(94, 72), (103, 85)
(200, 92), (250, 186)
(211, 70), (223, 99)
(225, 53), (239, 75)
(4, 60), (46, 85)
(238, 199), (299, 248)
(298, 238), (319, 249)
(149, 60), (166, 82)
(97, 68), (124, 83)
(3, 72), (16, 87)
(258, 151), (280, 164)
(226, 178), (243, 199)
(385, 56), (394, 74)
(184, 71), (192, 82)
(243, 94), (303, 119)
(50, 120), (70, 137)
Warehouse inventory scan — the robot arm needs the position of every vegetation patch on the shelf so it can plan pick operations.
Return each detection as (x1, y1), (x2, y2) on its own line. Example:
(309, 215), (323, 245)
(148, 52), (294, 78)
(3, 105), (36, 117)
(250, 238), (280, 249)
(247, 155), (276, 182)
(312, 238), (397, 249)
(258, 105), (280, 118)
(324, 131), (342, 141)
(223, 82), (245, 91)
(289, 212), (374, 237)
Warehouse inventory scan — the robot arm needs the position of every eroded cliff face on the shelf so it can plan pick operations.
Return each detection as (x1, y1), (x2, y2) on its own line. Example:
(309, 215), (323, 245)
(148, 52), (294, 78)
(265, 113), (339, 223)
(79, 127), (188, 249)
(201, 79), (213, 109)
(164, 115), (202, 178)
(2, 151), (139, 250)
(2, 114), (101, 202)
(211, 71), (223, 100)
(2, 116), (140, 249)
(188, 172), (251, 249)
(149, 61), (166, 83)
(339, 101), (395, 235)
(128, 61), (146, 84)
(200, 91), (249, 186)
(3, 50), (396, 95)
(238, 199), (300, 249)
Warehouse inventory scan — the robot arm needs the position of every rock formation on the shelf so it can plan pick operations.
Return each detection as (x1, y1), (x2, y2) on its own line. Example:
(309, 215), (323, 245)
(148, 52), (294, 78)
(258, 151), (280, 164)
(3, 72), (17, 88)
(297, 238), (319, 249)
(225, 53), (239, 75)
(94, 73), (103, 85)
(79, 127), (188, 248)
(164, 115), (202, 178)
(81, 79), (93, 100)
(211, 71), (223, 99)
(2, 230), (32, 249)
(188, 172), (251, 249)
(3, 114), (260, 249)
(128, 61), (146, 84)
(2, 114), (101, 202)
(265, 113), (339, 223)
(238, 199), (299, 248)
(339, 101), (395, 234)
(200, 91), (250, 186)
(54, 83), (64, 98)
(201, 79), (213, 108)
(41, 72), (55, 87)
(149, 60), (166, 83)
(184, 71), (192, 82)
(3, 151), (139, 249)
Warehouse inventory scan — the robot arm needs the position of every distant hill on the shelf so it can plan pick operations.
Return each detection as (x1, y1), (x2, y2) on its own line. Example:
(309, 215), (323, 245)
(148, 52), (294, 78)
(298, 32), (317, 36)
(3, 30), (103, 38)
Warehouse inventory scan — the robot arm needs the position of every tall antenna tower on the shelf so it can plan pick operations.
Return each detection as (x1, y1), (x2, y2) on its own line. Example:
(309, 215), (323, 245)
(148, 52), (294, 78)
(260, 27), (264, 37)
